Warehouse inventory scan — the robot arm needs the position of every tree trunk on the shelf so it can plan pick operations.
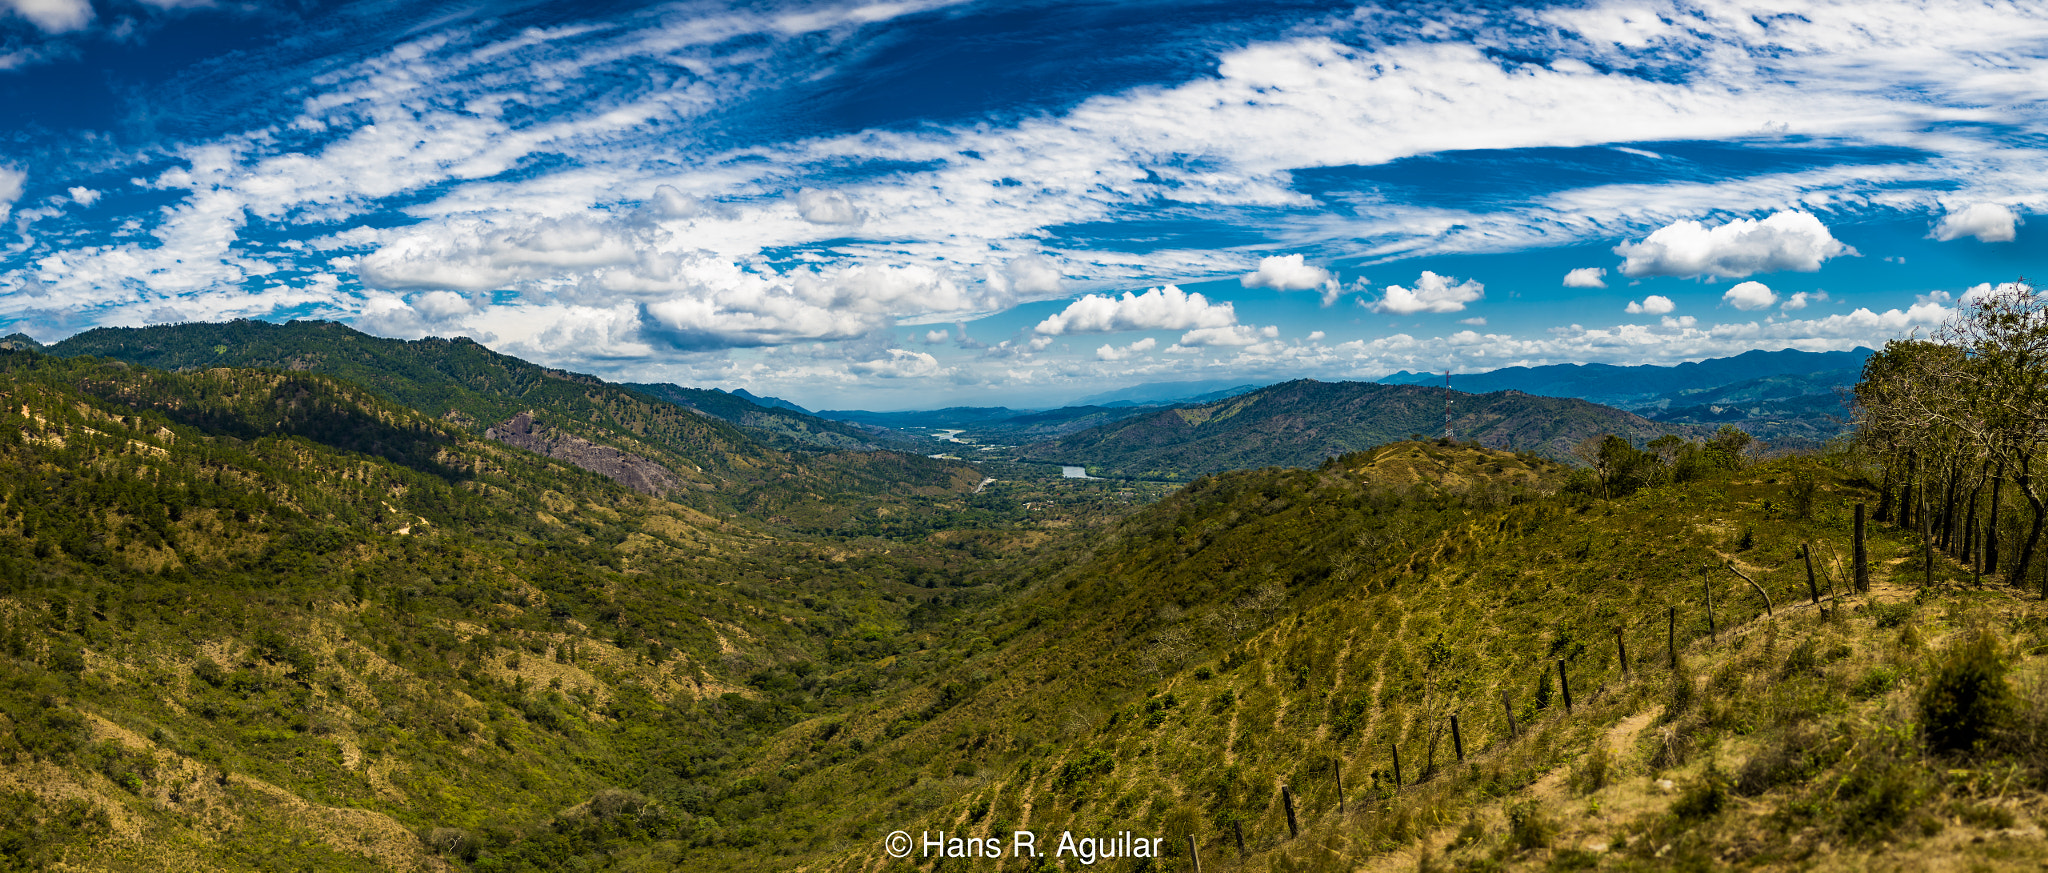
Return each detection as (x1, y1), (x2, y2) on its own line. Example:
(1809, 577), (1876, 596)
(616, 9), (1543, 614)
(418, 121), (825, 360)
(1877, 465), (1895, 524)
(1990, 464), (2006, 578)
(2017, 470), (2043, 598)
(1941, 460), (1961, 554)
(1964, 462), (1984, 570)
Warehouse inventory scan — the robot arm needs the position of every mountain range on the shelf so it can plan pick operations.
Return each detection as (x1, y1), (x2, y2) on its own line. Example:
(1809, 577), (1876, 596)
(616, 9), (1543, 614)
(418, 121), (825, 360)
(1020, 379), (1705, 479)
(2, 321), (2040, 873)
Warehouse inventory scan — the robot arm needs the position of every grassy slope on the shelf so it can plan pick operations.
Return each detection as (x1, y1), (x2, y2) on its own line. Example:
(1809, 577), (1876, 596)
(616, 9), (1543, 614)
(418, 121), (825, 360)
(46, 321), (986, 536)
(1023, 380), (1700, 479)
(0, 351), (1048, 871)
(710, 442), (2048, 872)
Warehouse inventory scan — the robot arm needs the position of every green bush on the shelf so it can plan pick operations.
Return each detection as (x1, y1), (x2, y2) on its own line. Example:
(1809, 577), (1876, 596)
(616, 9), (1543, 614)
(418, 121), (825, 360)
(1919, 629), (2013, 755)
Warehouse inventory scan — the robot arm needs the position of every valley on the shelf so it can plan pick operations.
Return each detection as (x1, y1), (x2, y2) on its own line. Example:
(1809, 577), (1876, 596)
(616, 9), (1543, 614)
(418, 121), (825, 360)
(3, 320), (2045, 872)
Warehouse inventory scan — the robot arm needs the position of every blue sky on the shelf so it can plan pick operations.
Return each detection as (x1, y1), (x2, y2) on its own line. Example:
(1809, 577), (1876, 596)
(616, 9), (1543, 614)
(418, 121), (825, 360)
(0, 0), (2041, 409)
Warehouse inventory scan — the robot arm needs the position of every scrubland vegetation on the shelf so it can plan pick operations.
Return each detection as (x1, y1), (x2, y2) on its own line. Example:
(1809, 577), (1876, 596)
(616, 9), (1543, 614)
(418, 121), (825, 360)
(3, 280), (2045, 870)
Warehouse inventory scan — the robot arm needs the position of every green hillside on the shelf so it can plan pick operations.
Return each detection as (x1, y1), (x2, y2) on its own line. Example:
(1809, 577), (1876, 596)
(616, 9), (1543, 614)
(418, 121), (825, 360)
(621, 382), (926, 453)
(1023, 379), (1702, 479)
(9, 292), (2048, 873)
(700, 440), (2048, 872)
(0, 348), (1073, 871)
(46, 321), (983, 537)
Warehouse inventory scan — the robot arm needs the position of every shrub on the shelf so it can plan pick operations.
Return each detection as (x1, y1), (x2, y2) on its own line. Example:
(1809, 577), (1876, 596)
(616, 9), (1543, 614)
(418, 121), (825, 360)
(1671, 765), (1730, 820)
(1505, 801), (1555, 851)
(1919, 629), (2013, 755)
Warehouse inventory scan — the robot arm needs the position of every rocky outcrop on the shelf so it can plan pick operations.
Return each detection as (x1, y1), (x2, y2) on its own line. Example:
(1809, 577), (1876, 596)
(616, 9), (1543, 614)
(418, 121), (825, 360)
(486, 411), (681, 496)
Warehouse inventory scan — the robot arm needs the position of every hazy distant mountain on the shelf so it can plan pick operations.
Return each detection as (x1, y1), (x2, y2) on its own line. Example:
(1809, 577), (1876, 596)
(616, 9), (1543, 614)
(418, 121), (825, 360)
(625, 382), (916, 451)
(1380, 347), (1875, 406)
(1023, 379), (1701, 479)
(815, 406), (1033, 428)
(730, 387), (811, 414)
(1640, 368), (1860, 445)
(1072, 379), (1267, 407)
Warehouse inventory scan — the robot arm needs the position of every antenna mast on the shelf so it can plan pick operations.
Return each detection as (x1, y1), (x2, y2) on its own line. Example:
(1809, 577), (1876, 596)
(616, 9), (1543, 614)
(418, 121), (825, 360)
(1443, 369), (1452, 442)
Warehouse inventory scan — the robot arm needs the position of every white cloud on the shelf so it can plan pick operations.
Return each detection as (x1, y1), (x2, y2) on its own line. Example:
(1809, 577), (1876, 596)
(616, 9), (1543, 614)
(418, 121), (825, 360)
(0, 166), (22, 219)
(794, 188), (859, 225)
(1615, 211), (1855, 279)
(1723, 281), (1778, 311)
(924, 328), (950, 344)
(1660, 315), (1698, 329)
(1169, 324), (1275, 350)
(1241, 254), (1332, 290)
(998, 254), (1065, 295)
(1368, 271), (1483, 315)
(1095, 337), (1157, 361)
(1307, 330), (1326, 341)
(1781, 290), (1830, 311)
(1625, 295), (1674, 315)
(66, 186), (100, 207)
(1562, 267), (1607, 288)
(1458, 317), (1486, 326)
(1034, 285), (1236, 335)
(1, 0), (92, 33)
(1932, 203), (2020, 243)
(646, 185), (701, 218)
(848, 349), (943, 379)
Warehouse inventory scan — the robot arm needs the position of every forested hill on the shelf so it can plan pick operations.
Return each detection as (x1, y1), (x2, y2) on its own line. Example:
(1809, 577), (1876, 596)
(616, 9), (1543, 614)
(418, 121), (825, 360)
(45, 320), (982, 534)
(1022, 378), (1701, 479)
(0, 348), (1024, 871)
(621, 382), (919, 453)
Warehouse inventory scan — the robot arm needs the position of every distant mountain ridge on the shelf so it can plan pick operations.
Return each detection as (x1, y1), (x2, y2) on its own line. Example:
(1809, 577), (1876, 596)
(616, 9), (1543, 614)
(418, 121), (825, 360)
(1071, 378), (1267, 407)
(45, 320), (983, 533)
(1381, 347), (1875, 405)
(1023, 378), (1702, 479)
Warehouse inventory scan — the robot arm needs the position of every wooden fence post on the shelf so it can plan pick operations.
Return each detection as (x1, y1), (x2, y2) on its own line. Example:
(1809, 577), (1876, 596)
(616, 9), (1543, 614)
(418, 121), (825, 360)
(1335, 758), (1346, 814)
(1501, 688), (1517, 737)
(1450, 714), (1465, 763)
(1667, 606), (1677, 669)
(1234, 820), (1247, 858)
(1703, 570), (1716, 639)
(1616, 628), (1631, 681)
(1855, 503), (1870, 592)
(1188, 834), (1202, 873)
(1282, 786), (1299, 839)
(1557, 659), (1573, 714)
(1391, 743), (1403, 789)
(1801, 543), (1820, 604)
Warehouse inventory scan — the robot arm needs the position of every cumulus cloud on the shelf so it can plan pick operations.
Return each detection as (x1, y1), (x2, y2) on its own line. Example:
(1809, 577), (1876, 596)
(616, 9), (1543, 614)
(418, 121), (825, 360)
(1368, 271), (1483, 315)
(1932, 203), (2020, 243)
(997, 254), (1065, 295)
(1781, 290), (1830, 311)
(1723, 281), (1778, 311)
(1034, 285), (1236, 335)
(1, 0), (92, 33)
(1095, 337), (1157, 361)
(1458, 317), (1486, 326)
(794, 188), (858, 225)
(646, 185), (701, 218)
(1169, 324), (1276, 351)
(0, 166), (22, 219)
(1615, 211), (1855, 279)
(848, 349), (943, 379)
(1563, 267), (1608, 288)
(1241, 254), (1332, 290)
(1625, 295), (1674, 315)
(924, 328), (950, 344)
(66, 186), (99, 207)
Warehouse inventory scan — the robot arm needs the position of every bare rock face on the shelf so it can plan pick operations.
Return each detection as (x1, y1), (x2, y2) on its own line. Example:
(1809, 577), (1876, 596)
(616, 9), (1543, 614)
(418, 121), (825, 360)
(486, 411), (681, 496)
